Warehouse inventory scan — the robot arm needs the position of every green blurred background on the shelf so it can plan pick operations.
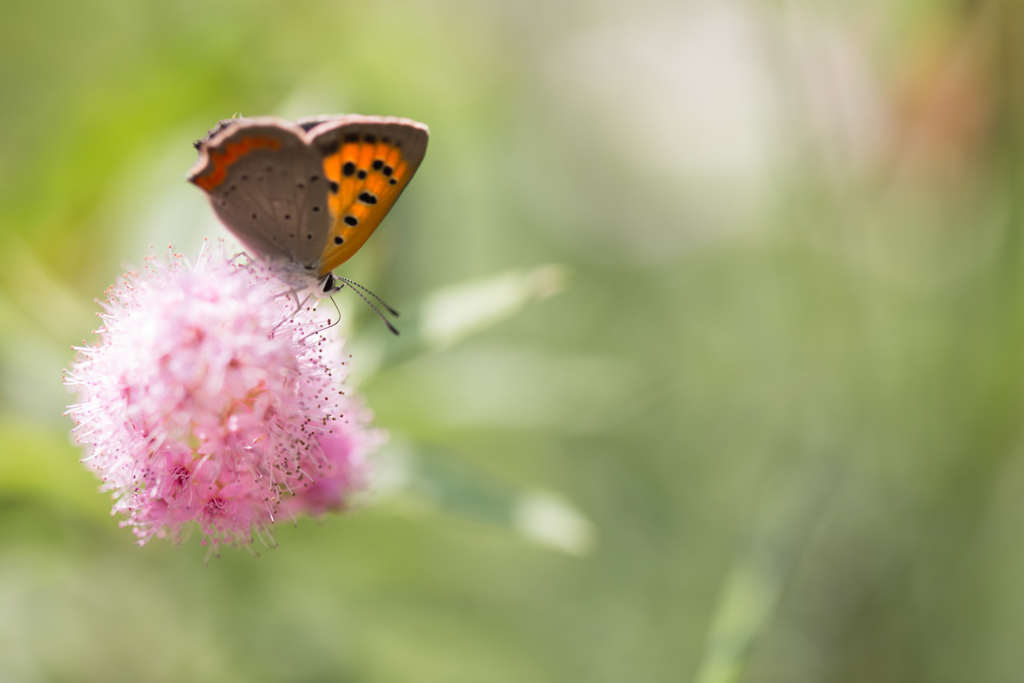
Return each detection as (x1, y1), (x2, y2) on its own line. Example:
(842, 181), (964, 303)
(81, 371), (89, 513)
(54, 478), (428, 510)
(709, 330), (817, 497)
(3, 0), (1024, 680)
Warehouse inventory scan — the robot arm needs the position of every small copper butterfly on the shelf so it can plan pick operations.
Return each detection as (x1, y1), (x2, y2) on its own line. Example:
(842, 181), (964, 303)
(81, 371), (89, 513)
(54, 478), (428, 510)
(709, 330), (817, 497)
(187, 115), (429, 324)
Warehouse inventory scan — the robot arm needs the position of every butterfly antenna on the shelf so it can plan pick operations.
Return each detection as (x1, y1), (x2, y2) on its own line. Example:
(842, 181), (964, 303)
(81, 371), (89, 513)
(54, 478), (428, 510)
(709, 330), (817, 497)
(335, 277), (400, 318)
(334, 282), (400, 336)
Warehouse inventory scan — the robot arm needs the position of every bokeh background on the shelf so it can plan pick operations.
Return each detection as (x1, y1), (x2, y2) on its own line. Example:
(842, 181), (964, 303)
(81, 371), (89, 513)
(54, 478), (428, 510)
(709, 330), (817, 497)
(2, 0), (1024, 681)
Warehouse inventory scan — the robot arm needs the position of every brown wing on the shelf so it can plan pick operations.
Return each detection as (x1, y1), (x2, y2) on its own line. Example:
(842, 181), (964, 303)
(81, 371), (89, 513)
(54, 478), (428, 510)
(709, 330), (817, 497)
(187, 117), (333, 271)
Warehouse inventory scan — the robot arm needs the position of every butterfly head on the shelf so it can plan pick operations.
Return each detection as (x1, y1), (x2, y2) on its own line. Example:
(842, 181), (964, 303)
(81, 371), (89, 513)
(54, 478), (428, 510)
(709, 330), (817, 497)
(319, 272), (337, 296)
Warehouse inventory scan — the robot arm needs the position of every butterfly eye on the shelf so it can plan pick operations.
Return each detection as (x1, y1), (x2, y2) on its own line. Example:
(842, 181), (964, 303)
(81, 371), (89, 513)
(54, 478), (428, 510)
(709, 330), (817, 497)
(321, 274), (335, 293)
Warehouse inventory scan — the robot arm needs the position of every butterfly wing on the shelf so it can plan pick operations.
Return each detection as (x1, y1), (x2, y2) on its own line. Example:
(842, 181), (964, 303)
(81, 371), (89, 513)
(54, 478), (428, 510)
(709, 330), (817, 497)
(306, 116), (429, 277)
(187, 117), (333, 272)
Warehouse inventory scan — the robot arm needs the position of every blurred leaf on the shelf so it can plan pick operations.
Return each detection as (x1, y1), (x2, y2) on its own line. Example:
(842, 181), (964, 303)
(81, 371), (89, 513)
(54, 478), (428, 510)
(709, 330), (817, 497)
(693, 460), (840, 683)
(346, 264), (571, 385)
(419, 265), (570, 349)
(373, 439), (597, 556)
(512, 490), (596, 557)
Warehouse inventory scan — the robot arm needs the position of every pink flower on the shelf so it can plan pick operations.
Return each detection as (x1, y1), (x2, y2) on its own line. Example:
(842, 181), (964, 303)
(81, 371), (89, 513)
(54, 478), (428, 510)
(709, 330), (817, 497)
(287, 429), (371, 517)
(64, 243), (381, 553)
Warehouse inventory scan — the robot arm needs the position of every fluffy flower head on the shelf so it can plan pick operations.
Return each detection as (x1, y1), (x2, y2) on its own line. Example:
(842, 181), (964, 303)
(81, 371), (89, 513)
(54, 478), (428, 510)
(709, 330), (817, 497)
(64, 243), (380, 551)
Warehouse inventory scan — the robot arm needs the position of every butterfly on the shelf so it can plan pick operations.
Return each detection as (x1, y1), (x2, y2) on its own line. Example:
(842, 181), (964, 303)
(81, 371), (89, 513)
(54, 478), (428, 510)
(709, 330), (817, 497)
(187, 114), (429, 332)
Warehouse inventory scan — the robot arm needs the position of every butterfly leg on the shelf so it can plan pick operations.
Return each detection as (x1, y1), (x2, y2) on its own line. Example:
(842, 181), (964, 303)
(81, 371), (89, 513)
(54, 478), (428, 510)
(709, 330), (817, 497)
(270, 292), (313, 337)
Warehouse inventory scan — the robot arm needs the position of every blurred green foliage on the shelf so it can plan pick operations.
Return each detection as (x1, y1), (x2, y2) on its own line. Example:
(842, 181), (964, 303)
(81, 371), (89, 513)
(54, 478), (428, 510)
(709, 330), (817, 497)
(3, 0), (1024, 681)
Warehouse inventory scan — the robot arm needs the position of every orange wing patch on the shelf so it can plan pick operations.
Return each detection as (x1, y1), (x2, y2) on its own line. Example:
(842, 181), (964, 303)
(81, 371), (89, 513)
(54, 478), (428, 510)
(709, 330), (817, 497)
(193, 136), (282, 191)
(318, 138), (413, 275)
